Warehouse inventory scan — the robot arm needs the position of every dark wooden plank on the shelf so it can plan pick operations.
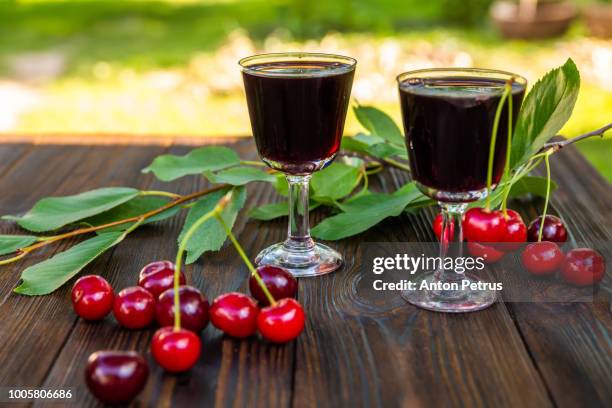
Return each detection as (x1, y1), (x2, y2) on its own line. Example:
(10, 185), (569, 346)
(0, 145), (167, 393)
(292, 168), (552, 407)
(501, 146), (612, 408)
(0, 144), (32, 179)
(36, 141), (295, 408)
(0, 140), (608, 408)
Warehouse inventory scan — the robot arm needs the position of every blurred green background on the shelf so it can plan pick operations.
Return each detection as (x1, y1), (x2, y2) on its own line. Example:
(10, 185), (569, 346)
(0, 0), (610, 179)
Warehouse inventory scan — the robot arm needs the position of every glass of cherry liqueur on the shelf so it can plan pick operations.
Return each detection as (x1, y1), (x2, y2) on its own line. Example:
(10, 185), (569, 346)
(397, 68), (527, 312)
(240, 53), (356, 277)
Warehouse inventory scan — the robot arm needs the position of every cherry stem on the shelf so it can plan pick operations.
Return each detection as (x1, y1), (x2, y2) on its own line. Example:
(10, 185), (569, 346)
(501, 82), (514, 217)
(382, 157), (411, 172)
(486, 80), (513, 210)
(538, 150), (553, 242)
(214, 213), (277, 307)
(240, 160), (268, 167)
(173, 191), (234, 330)
(139, 190), (181, 199)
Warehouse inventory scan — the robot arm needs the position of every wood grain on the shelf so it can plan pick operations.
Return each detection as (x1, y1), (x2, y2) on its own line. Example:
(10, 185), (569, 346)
(0, 141), (608, 408)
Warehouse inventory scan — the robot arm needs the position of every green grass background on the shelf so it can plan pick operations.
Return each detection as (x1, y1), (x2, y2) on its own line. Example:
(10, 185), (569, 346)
(0, 0), (610, 180)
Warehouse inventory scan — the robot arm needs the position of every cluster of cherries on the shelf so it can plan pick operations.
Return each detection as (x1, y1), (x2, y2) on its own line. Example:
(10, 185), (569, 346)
(72, 261), (301, 404)
(433, 209), (605, 286)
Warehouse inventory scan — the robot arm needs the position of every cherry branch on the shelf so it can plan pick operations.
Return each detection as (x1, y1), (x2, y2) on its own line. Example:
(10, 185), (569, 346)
(0, 184), (229, 265)
(543, 123), (611, 152)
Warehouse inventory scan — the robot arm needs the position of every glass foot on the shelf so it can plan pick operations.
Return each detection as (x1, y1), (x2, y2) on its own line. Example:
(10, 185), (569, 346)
(255, 242), (343, 278)
(401, 272), (497, 313)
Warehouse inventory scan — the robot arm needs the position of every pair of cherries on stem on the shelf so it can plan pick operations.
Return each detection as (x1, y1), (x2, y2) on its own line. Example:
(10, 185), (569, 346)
(433, 207), (529, 262)
(522, 244), (605, 286)
(209, 265), (301, 343)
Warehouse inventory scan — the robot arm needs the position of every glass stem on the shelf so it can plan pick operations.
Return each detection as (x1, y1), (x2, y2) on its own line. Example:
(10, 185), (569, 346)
(434, 202), (467, 299)
(285, 175), (314, 252)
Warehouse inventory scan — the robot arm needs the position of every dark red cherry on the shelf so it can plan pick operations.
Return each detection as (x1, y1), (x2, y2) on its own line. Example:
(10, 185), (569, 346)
(151, 327), (201, 373)
(498, 209), (527, 251)
(156, 285), (209, 332)
(527, 215), (568, 243)
(467, 242), (505, 263)
(209, 292), (259, 338)
(521, 242), (565, 276)
(71, 275), (114, 321)
(560, 248), (605, 286)
(138, 260), (186, 298)
(463, 207), (506, 243)
(113, 286), (155, 329)
(257, 298), (305, 343)
(249, 266), (298, 306)
(85, 350), (149, 405)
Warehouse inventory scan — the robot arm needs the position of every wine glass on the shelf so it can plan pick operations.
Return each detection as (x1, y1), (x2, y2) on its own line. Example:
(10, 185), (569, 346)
(239, 52), (356, 277)
(397, 68), (527, 312)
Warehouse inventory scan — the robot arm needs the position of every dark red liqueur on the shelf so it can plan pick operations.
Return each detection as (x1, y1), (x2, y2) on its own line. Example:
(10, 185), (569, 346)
(242, 61), (354, 174)
(399, 76), (525, 194)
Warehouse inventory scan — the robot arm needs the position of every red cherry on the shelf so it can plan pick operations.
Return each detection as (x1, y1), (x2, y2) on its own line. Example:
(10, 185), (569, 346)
(560, 248), (605, 286)
(521, 242), (565, 276)
(71, 275), (114, 321)
(467, 242), (505, 263)
(151, 327), (201, 372)
(463, 207), (506, 243)
(209, 292), (259, 338)
(113, 286), (155, 329)
(138, 261), (186, 298)
(432, 213), (455, 241)
(156, 285), (209, 332)
(257, 298), (305, 343)
(249, 266), (298, 306)
(498, 209), (527, 251)
(527, 215), (568, 243)
(85, 351), (149, 405)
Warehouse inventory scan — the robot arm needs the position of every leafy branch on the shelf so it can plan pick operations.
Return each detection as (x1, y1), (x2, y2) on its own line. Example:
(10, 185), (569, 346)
(543, 123), (611, 152)
(0, 185), (228, 266)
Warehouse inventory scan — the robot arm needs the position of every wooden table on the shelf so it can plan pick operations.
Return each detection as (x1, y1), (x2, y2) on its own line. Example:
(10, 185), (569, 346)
(0, 140), (610, 408)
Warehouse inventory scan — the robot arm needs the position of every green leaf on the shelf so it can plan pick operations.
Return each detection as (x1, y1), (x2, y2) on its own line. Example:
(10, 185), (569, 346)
(311, 163), (361, 200)
(365, 143), (407, 159)
(0, 235), (37, 256)
(312, 182), (424, 240)
(249, 201), (321, 221)
(142, 147), (240, 182)
(510, 59), (580, 168)
(204, 166), (276, 186)
(273, 174), (289, 197)
(341, 136), (371, 155)
(249, 202), (289, 220)
(354, 132), (385, 146)
(3, 187), (139, 232)
(472, 175), (559, 209)
(508, 176), (558, 198)
(82, 196), (181, 232)
(179, 187), (246, 264)
(14, 231), (126, 295)
(403, 195), (436, 214)
(353, 104), (405, 145)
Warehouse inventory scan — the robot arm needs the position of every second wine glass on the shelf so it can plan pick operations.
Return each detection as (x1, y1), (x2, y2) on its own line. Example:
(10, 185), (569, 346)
(240, 52), (356, 277)
(397, 68), (527, 312)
